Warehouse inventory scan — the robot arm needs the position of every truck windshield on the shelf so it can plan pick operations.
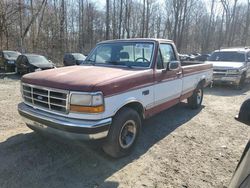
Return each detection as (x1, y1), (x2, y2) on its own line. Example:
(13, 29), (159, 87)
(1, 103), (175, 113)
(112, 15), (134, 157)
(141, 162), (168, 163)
(84, 42), (154, 68)
(208, 51), (245, 62)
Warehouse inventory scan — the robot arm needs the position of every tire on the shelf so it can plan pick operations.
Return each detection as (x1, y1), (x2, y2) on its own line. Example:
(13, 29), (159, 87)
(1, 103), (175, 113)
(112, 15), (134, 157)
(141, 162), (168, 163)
(236, 73), (246, 90)
(187, 84), (204, 109)
(102, 107), (141, 158)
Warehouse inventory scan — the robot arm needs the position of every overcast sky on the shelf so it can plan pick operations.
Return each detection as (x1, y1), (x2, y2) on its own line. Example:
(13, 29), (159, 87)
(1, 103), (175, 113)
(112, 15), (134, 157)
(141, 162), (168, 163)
(95, 0), (247, 11)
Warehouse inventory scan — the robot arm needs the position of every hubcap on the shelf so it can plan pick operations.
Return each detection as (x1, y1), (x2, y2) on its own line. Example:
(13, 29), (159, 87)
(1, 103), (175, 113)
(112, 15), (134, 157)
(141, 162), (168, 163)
(119, 120), (137, 149)
(197, 89), (202, 104)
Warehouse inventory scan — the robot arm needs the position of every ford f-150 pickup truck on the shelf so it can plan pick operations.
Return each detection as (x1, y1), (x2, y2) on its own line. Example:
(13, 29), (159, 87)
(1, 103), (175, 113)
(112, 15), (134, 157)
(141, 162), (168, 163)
(206, 47), (250, 89)
(18, 39), (213, 157)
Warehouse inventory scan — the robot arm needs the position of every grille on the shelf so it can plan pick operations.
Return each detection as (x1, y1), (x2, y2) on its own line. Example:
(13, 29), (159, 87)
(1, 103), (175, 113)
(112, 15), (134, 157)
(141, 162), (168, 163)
(214, 69), (227, 72)
(22, 84), (69, 113)
(213, 69), (227, 76)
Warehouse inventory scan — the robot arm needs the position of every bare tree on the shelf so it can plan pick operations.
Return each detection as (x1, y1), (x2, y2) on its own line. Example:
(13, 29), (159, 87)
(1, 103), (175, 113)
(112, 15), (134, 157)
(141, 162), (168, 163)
(106, 0), (110, 40)
(0, 0), (249, 64)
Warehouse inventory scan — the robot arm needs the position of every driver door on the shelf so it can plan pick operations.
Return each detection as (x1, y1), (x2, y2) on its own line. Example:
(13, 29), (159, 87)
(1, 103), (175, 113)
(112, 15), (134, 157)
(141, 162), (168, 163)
(153, 43), (182, 113)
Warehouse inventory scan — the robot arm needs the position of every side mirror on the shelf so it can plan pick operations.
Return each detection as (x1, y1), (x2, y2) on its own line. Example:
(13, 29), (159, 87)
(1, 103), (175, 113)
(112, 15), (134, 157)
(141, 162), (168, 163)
(168, 61), (180, 71)
(247, 57), (250, 62)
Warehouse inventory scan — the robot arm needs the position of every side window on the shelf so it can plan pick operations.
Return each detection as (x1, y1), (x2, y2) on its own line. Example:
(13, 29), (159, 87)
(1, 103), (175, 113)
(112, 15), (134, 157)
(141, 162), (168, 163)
(247, 52), (250, 62)
(22, 57), (28, 64)
(159, 44), (176, 68)
(94, 45), (112, 63)
(70, 55), (75, 60)
(64, 54), (69, 60)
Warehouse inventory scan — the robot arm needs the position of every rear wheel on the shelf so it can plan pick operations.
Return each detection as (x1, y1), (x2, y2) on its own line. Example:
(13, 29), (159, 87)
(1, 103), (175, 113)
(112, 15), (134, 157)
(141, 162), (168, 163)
(188, 84), (204, 109)
(102, 107), (141, 158)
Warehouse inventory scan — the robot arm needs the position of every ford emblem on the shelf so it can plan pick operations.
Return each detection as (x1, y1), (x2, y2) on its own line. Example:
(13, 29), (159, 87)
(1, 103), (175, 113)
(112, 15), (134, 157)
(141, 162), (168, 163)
(37, 96), (43, 100)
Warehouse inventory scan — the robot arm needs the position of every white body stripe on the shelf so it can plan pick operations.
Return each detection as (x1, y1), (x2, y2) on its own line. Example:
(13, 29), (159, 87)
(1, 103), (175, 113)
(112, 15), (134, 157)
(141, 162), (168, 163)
(152, 78), (182, 108)
(182, 69), (213, 93)
(43, 68), (213, 120)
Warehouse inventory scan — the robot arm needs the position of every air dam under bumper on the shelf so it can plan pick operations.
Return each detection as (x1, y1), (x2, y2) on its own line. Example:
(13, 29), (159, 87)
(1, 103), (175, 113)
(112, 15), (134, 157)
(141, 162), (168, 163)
(18, 103), (112, 140)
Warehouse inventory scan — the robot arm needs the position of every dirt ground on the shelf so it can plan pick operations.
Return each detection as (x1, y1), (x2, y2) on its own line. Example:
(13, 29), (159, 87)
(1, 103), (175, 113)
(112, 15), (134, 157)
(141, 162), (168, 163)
(0, 73), (249, 188)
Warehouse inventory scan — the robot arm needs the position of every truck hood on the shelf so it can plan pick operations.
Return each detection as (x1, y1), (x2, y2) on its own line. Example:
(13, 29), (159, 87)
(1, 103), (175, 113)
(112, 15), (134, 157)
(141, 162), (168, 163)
(206, 61), (244, 69)
(21, 65), (153, 96)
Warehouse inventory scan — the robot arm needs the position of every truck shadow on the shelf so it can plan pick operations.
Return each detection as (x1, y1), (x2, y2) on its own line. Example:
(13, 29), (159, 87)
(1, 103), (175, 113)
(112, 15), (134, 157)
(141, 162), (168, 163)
(0, 102), (203, 188)
(204, 83), (250, 97)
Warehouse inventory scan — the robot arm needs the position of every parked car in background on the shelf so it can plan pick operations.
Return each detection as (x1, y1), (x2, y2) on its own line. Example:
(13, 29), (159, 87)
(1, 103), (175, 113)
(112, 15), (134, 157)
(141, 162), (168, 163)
(179, 53), (190, 61)
(18, 38), (213, 158)
(206, 47), (250, 89)
(195, 54), (210, 61)
(0, 50), (21, 72)
(188, 53), (201, 61)
(63, 53), (86, 66)
(16, 54), (55, 74)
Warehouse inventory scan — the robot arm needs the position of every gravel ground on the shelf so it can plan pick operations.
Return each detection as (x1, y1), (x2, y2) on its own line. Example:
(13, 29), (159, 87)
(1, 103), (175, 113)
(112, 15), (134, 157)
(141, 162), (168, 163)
(0, 73), (249, 188)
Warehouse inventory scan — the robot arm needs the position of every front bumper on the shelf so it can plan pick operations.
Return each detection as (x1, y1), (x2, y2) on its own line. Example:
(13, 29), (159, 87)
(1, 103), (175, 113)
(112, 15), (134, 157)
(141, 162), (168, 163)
(18, 103), (112, 140)
(213, 74), (241, 85)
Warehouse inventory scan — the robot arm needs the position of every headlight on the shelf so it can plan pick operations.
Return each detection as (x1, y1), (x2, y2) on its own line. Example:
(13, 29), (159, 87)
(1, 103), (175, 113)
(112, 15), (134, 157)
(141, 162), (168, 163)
(228, 69), (239, 74)
(70, 92), (104, 113)
(7, 60), (15, 64)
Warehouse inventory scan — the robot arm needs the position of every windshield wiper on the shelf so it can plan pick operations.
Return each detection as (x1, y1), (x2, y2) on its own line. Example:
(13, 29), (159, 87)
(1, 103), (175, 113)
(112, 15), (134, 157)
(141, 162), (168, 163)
(105, 61), (133, 68)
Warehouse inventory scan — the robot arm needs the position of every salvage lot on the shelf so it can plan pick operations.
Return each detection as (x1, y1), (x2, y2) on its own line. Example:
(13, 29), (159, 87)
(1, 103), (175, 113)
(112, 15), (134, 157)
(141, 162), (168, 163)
(0, 74), (249, 188)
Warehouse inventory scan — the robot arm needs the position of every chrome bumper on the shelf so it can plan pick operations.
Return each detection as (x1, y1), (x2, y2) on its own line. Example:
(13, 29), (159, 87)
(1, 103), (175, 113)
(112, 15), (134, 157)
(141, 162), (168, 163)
(213, 74), (241, 84)
(18, 103), (112, 140)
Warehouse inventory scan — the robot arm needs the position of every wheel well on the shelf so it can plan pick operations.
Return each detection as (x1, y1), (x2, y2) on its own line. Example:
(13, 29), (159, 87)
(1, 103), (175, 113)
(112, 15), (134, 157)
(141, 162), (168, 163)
(198, 79), (206, 87)
(118, 102), (144, 120)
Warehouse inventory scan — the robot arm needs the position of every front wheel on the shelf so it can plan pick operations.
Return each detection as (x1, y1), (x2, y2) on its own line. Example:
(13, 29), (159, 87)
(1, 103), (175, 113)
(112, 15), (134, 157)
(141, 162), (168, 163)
(102, 107), (141, 158)
(187, 85), (204, 109)
(236, 74), (246, 90)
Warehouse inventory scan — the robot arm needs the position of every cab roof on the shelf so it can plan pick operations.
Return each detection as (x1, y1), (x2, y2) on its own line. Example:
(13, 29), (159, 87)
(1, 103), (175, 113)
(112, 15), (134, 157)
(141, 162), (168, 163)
(98, 38), (173, 44)
(215, 47), (250, 53)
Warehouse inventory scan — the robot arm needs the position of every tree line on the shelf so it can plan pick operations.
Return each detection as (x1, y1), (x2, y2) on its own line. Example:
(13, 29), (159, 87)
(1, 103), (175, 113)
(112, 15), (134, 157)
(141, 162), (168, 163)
(0, 0), (249, 64)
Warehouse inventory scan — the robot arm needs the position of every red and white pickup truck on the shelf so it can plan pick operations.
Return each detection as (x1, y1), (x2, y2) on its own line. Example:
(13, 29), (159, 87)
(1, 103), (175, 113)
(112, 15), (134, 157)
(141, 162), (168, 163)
(18, 39), (213, 157)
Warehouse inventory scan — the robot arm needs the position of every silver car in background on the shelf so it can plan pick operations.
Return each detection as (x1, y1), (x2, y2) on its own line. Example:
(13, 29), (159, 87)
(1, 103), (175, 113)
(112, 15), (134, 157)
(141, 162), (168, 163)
(206, 47), (250, 89)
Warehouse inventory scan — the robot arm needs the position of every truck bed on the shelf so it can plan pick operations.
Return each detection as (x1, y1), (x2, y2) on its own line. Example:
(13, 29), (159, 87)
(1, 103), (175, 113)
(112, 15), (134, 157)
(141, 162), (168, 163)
(181, 61), (205, 66)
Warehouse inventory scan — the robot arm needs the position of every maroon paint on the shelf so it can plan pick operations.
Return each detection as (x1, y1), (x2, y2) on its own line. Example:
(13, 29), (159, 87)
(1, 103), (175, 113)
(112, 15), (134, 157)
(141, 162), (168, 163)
(21, 66), (155, 96)
(144, 98), (180, 118)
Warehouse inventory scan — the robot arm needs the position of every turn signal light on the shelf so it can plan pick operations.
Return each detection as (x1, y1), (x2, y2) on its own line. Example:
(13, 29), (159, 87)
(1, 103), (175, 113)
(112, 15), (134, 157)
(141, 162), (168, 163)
(70, 105), (104, 113)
